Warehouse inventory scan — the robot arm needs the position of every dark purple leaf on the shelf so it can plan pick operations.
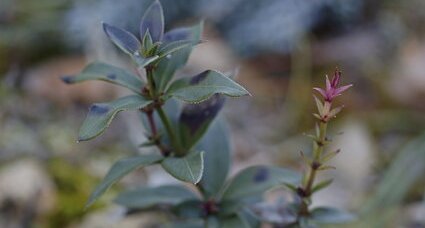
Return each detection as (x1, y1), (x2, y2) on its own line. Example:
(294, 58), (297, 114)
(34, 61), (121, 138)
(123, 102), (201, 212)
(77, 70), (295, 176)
(179, 94), (225, 136)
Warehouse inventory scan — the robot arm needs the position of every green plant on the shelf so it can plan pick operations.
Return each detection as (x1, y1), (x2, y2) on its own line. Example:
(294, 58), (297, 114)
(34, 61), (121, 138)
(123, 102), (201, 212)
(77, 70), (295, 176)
(251, 70), (355, 227)
(63, 1), (354, 227)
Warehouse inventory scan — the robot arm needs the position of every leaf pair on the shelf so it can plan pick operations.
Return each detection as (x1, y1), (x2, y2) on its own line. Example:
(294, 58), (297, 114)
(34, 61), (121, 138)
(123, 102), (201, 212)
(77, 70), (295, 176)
(102, 0), (200, 68)
(103, 0), (163, 55)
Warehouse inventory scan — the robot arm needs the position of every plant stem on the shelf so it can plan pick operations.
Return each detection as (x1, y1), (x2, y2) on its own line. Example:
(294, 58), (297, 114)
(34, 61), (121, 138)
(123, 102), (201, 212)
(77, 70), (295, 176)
(299, 121), (328, 215)
(146, 67), (156, 98)
(145, 110), (170, 156)
(145, 66), (181, 156)
(156, 104), (182, 156)
(146, 111), (158, 136)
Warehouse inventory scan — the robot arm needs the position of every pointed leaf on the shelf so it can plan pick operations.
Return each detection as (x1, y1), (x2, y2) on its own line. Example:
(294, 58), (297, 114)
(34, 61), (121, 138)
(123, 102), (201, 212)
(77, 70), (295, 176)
(310, 207), (356, 223)
(78, 95), (151, 141)
(86, 154), (163, 208)
(133, 54), (159, 68)
(196, 118), (231, 198)
(140, 0), (164, 42)
(154, 21), (203, 92)
(321, 149), (340, 163)
(220, 215), (250, 228)
(161, 151), (204, 184)
(157, 39), (197, 58)
(221, 166), (301, 201)
(61, 62), (144, 94)
(103, 23), (141, 55)
(313, 96), (324, 116)
(311, 179), (333, 194)
(167, 70), (250, 103)
(142, 29), (154, 51)
(138, 140), (156, 148)
(114, 185), (198, 209)
(173, 199), (203, 218)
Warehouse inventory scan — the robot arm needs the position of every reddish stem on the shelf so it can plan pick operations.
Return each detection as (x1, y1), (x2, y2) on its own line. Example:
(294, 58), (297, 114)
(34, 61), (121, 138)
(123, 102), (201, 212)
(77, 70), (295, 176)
(145, 110), (170, 156)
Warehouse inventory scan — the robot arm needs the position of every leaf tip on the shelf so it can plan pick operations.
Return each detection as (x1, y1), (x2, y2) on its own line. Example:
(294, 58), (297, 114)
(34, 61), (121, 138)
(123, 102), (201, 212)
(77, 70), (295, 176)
(102, 22), (109, 31)
(60, 75), (74, 84)
(84, 199), (94, 210)
(77, 136), (89, 142)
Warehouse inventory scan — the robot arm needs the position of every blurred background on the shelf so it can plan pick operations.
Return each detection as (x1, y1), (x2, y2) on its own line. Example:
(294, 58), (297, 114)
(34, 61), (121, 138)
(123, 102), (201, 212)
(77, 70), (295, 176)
(1, 0), (424, 227)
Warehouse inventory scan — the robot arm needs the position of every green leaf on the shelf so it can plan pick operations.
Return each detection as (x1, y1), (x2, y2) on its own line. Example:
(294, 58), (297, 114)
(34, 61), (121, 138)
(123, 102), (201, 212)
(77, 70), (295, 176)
(133, 54), (159, 68)
(142, 29), (154, 54)
(311, 179), (333, 194)
(114, 185), (198, 209)
(363, 131), (425, 216)
(206, 216), (220, 228)
(61, 62), (144, 94)
(86, 154), (163, 208)
(162, 220), (204, 228)
(157, 39), (197, 58)
(221, 166), (301, 201)
(102, 22), (141, 56)
(197, 118), (231, 198)
(161, 150), (204, 184)
(238, 209), (261, 227)
(220, 215), (250, 228)
(173, 199), (203, 218)
(299, 217), (316, 228)
(138, 139), (157, 148)
(78, 95), (151, 141)
(167, 70), (250, 103)
(153, 21), (203, 92)
(310, 207), (356, 223)
(139, 0), (164, 42)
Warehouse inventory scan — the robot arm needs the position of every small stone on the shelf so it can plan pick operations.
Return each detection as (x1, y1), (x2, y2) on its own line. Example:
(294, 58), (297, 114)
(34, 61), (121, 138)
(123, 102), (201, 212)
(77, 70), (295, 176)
(0, 159), (57, 215)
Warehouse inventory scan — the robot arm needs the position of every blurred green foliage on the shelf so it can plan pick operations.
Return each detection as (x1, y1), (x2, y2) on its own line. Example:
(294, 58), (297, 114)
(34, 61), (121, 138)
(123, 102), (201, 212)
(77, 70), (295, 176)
(44, 158), (103, 228)
(0, 0), (72, 73)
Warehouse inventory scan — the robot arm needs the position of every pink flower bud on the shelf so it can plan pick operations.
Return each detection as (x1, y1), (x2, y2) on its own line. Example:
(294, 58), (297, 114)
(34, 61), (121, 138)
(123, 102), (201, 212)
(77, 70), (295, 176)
(314, 69), (352, 102)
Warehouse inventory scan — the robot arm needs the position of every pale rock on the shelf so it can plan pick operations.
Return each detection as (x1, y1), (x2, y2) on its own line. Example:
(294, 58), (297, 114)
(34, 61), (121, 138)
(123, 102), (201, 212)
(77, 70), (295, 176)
(186, 25), (238, 74)
(0, 159), (56, 214)
(405, 202), (425, 224)
(388, 39), (425, 105)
